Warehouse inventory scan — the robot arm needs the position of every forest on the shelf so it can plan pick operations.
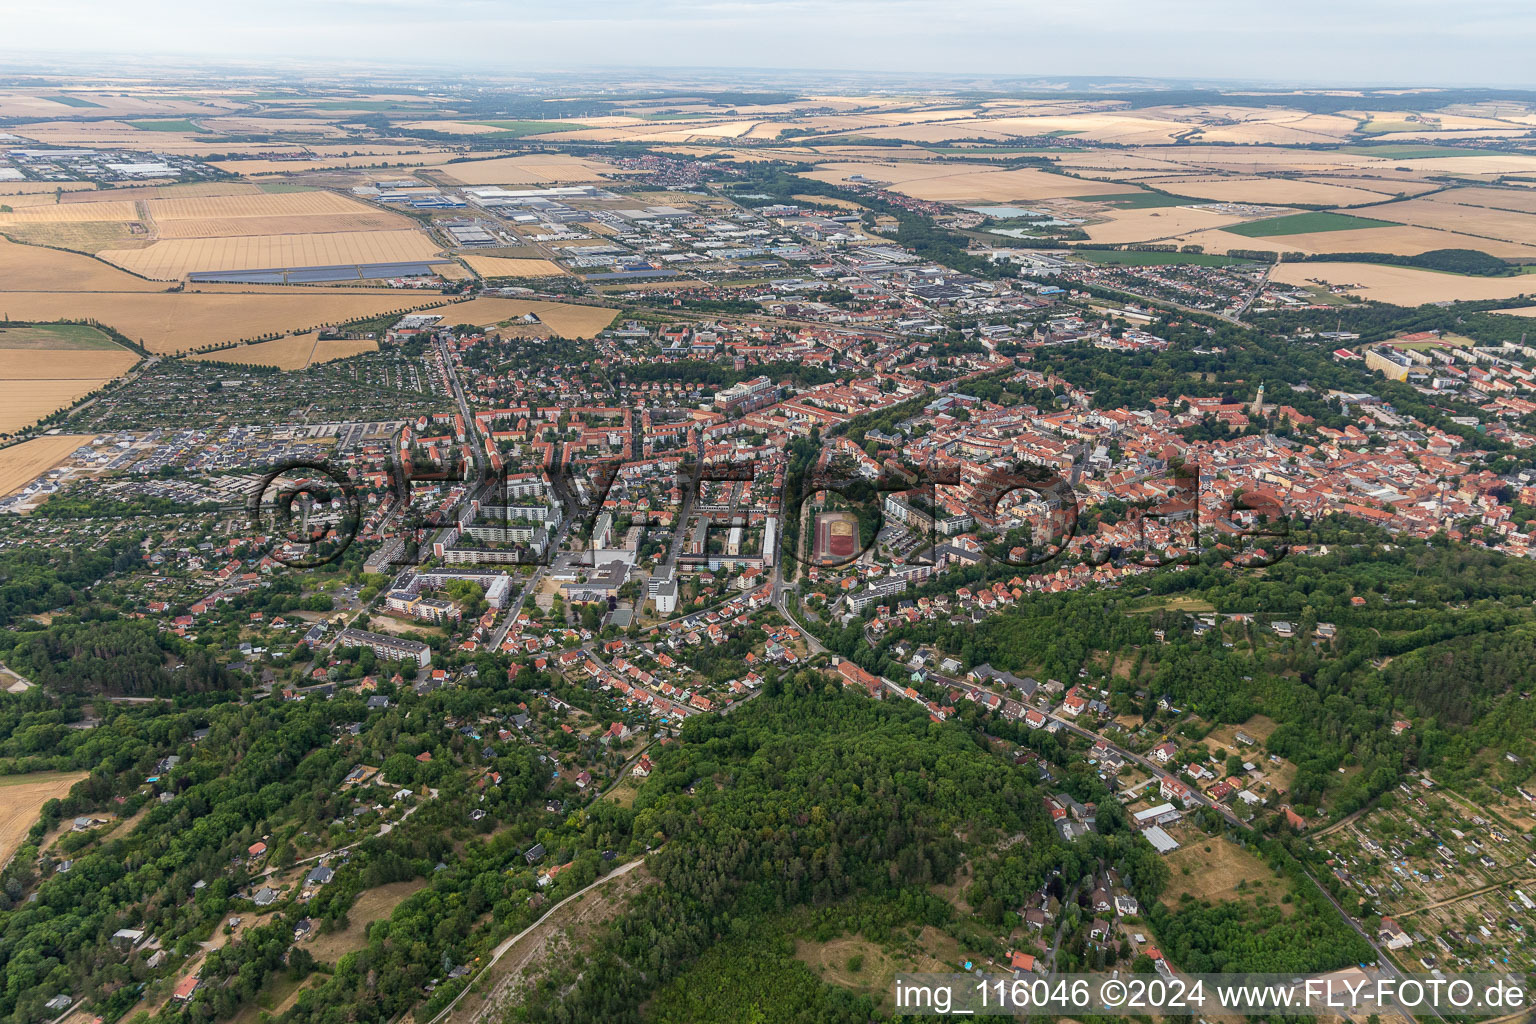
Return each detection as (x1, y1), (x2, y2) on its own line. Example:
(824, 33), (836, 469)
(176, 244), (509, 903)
(805, 530), (1536, 817)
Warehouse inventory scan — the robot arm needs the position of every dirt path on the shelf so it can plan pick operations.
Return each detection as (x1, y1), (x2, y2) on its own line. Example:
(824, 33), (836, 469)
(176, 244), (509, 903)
(427, 859), (649, 1024)
(1310, 806), (1368, 839)
(1395, 876), (1536, 918)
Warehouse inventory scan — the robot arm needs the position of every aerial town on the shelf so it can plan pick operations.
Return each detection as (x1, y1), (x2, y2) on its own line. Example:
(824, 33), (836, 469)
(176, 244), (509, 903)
(2, 32), (1536, 1024)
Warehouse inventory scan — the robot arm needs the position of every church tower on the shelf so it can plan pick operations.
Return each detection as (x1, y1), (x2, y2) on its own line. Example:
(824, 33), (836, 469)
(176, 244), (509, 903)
(1250, 381), (1266, 418)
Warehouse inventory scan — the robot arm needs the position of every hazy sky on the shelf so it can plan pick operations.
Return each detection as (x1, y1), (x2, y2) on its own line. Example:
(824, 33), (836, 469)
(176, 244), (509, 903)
(8, 0), (1535, 88)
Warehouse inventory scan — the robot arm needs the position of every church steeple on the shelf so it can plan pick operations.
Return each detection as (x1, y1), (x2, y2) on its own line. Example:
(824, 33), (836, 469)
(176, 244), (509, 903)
(1250, 381), (1267, 418)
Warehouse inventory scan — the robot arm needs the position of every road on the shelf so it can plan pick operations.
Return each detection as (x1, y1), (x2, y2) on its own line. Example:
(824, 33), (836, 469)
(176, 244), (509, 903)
(489, 508), (576, 653)
(923, 666), (1246, 829)
(1301, 865), (1447, 1024)
(772, 572), (828, 656)
(1231, 261), (1273, 322)
(1043, 881), (1081, 973)
(420, 858), (645, 1024)
(435, 335), (485, 483)
(251, 799), (430, 884)
(597, 742), (656, 799)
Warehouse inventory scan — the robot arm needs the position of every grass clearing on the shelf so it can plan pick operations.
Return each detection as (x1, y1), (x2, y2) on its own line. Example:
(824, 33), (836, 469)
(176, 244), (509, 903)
(306, 880), (428, 964)
(794, 925), (965, 1015)
(1161, 832), (1290, 912)
(1226, 211), (1401, 237)
(1126, 595), (1216, 613)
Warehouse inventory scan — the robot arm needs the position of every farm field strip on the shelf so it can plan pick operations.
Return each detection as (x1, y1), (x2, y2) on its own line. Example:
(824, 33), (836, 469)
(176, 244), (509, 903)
(1270, 262), (1536, 305)
(0, 291), (449, 354)
(188, 332), (380, 370)
(0, 437), (94, 495)
(99, 229), (445, 279)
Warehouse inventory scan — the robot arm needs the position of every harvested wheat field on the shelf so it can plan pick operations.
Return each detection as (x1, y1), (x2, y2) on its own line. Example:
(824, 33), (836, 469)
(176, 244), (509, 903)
(1052, 151), (1206, 177)
(0, 436), (92, 494)
(433, 154), (620, 185)
(802, 161), (1130, 202)
(1350, 196), (1536, 246)
(1143, 176), (1402, 207)
(99, 229), (443, 280)
(0, 291), (445, 354)
(60, 181), (266, 204)
(0, 181), (97, 197)
(0, 201), (140, 224)
(1395, 154), (1536, 177)
(142, 190), (412, 239)
(396, 119), (510, 135)
(1193, 113), (1361, 146)
(791, 193), (865, 211)
(0, 192), (80, 209)
(0, 381), (116, 434)
(1141, 145), (1395, 174)
(438, 297), (617, 337)
(1080, 205), (1253, 245)
(1179, 223), (1536, 259)
(210, 152), (459, 175)
(462, 255), (567, 278)
(1271, 263), (1536, 306)
(0, 199), (147, 253)
(190, 331), (379, 370)
(0, 325), (140, 432)
(1426, 186), (1536, 215)
(0, 236), (162, 291)
(0, 771), (88, 867)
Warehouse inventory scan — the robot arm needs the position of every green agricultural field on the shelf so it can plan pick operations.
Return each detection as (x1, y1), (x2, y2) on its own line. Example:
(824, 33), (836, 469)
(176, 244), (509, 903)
(1075, 192), (1198, 209)
(1076, 250), (1256, 267)
(45, 94), (102, 108)
(1226, 211), (1400, 237)
(1356, 119), (1423, 135)
(127, 119), (206, 133)
(0, 324), (122, 350)
(472, 120), (589, 137)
